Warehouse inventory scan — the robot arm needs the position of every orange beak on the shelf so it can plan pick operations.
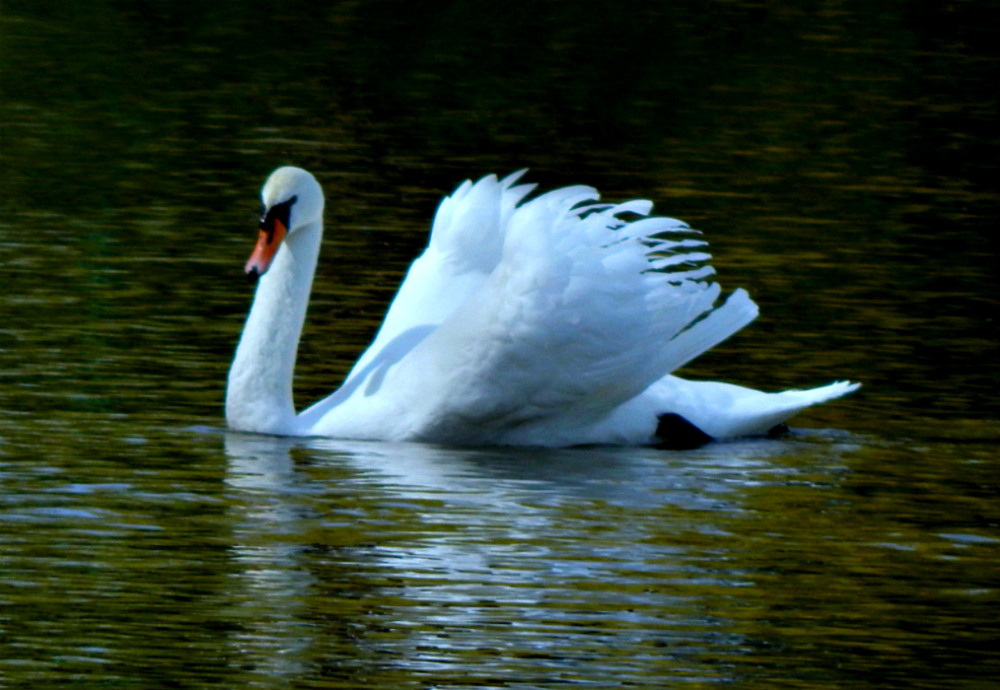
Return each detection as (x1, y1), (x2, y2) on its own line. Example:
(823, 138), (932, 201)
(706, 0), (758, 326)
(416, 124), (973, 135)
(245, 218), (287, 277)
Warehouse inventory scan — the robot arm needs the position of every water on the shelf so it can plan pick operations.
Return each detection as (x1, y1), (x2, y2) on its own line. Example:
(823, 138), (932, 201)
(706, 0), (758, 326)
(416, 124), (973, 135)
(2, 1), (998, 688)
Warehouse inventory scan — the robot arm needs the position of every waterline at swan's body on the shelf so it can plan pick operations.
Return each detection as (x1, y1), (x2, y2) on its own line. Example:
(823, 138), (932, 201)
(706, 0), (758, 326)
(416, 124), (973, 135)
(226, 167), (858, 448)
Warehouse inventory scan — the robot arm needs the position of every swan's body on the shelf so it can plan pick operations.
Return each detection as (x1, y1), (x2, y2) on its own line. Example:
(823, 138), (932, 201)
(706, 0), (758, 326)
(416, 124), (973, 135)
(226, 167), (858, 447)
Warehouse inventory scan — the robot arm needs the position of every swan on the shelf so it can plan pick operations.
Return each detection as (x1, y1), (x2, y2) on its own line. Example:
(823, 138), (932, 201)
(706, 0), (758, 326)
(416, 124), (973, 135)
(226, 166), (859, 448)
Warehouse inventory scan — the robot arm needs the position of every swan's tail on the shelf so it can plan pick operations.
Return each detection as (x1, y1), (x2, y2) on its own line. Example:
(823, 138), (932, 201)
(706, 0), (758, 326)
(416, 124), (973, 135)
(777, 380), (862, 407)
(654, 377), (862, 440)
(721, 379), (863, 438)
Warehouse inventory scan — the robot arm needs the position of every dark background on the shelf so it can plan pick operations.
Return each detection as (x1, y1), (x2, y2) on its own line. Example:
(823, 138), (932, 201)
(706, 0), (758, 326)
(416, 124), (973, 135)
(2, 0), (998, 430)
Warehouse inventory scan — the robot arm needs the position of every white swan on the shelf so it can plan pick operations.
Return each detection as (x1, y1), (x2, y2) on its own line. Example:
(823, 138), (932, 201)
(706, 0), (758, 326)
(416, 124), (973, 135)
(226, 167), (858, 448)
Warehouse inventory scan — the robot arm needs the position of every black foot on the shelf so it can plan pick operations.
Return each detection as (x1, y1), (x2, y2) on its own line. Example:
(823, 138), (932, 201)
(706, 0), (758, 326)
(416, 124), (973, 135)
(767, 422), (790, 438)
(655, 413), (714, 450)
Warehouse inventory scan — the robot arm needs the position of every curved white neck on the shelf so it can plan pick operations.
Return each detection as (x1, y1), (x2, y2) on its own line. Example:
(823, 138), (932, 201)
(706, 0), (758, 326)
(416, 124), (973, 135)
(225, 220), (322, 434)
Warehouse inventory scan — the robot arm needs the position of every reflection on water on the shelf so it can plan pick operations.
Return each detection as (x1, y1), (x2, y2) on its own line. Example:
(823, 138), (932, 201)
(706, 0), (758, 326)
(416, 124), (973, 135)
(2, 0), (998, 687)
(214, 431), (997, 687)
(0, 415), (996, 686)
(220, 432), (854, 685)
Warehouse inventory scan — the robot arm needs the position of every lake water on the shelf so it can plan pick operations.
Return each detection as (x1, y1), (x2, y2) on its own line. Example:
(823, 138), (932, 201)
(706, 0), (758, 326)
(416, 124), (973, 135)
(2, 1), (997, 688)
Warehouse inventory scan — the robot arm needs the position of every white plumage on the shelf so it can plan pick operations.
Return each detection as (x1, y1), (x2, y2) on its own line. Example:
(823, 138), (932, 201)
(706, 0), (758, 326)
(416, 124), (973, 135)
(226, 167), (858, 447)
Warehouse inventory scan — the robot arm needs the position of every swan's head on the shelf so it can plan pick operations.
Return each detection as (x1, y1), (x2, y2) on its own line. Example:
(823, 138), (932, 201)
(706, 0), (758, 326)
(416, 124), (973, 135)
(246, 166), (325, 277)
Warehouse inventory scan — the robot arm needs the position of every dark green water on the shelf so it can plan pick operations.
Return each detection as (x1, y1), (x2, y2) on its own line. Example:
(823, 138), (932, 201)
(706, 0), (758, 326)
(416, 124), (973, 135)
(1, 1), (997, 688)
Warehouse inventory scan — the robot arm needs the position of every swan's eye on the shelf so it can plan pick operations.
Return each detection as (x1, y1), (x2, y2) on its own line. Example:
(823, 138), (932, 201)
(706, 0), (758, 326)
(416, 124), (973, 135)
(260, 196), (298, 243)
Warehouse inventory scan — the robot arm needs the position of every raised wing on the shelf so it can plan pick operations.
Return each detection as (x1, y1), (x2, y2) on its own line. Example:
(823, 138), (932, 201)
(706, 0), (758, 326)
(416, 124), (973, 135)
(312, 180), (757, 444)
(346, 171), (536, 376)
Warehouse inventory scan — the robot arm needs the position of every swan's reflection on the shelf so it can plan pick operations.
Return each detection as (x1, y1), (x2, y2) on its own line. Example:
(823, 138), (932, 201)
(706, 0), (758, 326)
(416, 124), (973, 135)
(221, 431), (860, 681)
(222, 434), (320, 678)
